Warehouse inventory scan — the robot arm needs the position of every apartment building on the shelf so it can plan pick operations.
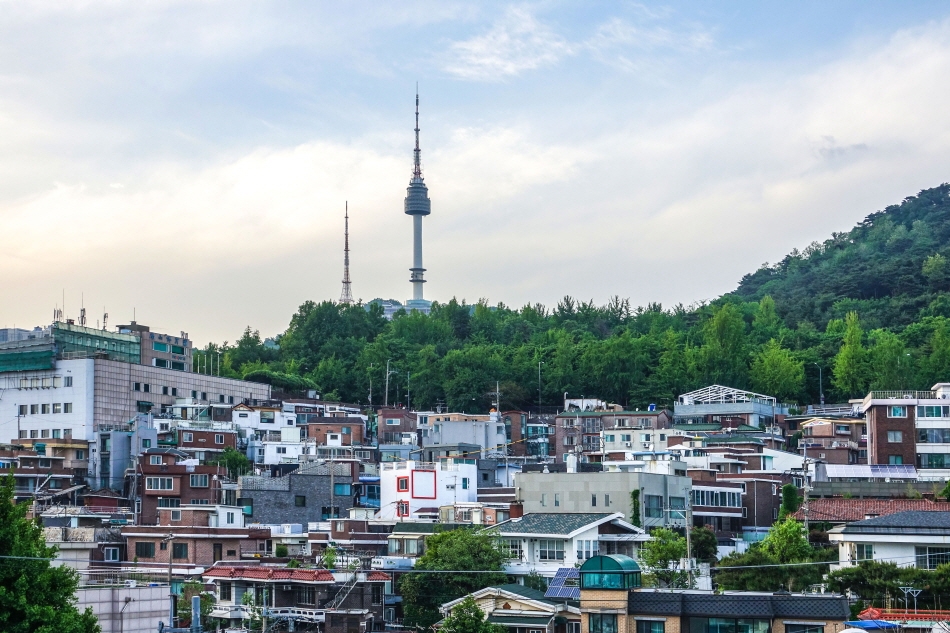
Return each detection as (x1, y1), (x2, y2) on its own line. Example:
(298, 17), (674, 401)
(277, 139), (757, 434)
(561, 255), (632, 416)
(377, 459), (478, 521)
(377, 408), (418, 445)
(554, 410), (672, 463)
(135, 449), (233, 524)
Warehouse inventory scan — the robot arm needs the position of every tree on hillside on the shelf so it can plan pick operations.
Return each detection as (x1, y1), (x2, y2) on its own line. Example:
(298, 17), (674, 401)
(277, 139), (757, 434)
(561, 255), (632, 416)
(441, 596), (506, 633)
(0, 472), (101, 633)
(750, 340), (804, 401)
(399, 529), (506, 628)
(832, 312), (869, 398)
(778, 484), (801, 520)
(211, 446), (252, 477)
(640, 528), (688, 588)
(701, 304), (748, 387)
(176, 579), (215, 629)
(868, 329), (909, 390)
(690, 526), (719, 564)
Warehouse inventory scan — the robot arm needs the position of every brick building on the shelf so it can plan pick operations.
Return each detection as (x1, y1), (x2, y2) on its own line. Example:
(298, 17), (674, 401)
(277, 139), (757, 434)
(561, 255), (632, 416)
(303, 416), (366, 446)
(135, 448), (234, 524)
(377, 408), (417, 445)
(237, 461), (359, 523)
(554, 410), (672, 463)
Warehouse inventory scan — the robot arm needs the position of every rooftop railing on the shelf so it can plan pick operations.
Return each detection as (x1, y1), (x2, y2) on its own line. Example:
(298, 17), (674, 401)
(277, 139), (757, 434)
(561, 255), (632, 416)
(863, 390), (937, 406)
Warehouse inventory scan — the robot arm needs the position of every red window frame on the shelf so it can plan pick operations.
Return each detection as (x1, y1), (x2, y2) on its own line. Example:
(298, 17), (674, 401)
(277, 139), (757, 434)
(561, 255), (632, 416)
(397, 476), (409, 492)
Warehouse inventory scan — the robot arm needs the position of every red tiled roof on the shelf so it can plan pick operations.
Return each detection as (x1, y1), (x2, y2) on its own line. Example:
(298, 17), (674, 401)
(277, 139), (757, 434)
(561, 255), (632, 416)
(203, 566), (334, 582)
(790, 498), (941, 523)
(366, 571), (391, 582)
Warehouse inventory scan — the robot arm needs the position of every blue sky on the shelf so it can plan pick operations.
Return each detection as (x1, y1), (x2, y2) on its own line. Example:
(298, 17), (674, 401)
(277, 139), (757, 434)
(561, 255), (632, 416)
(3, 1), (950, 342)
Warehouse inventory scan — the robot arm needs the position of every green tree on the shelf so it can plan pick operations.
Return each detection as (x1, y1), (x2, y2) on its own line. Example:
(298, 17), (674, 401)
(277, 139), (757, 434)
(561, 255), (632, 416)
(0, 472), (101, 633)
(750, 340), (804, 401)
(832, 312), (869, 398)
(778, 484), (801, 520)
(690, 526), (718, 564)
(399, 529), (506, 628)
(701, 304), (748, 387)
(211, 446), (252, 477)
(176, 579), (215, 629)
(868, 329), (909, 389)
(441, 596), (506, 633)
(523, 571), (548, 592)
(751, 296), (782, 344)
(639, 528), (688, 588)
(759, 517), (810, 562)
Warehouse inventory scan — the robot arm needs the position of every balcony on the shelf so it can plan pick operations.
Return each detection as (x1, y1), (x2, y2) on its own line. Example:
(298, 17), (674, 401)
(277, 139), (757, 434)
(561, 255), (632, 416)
(863, 390), (937, 406)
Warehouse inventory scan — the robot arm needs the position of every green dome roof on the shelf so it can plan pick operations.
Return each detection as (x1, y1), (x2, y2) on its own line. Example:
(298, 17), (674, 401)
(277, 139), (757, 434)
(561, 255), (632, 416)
(579, 554), (641, 573)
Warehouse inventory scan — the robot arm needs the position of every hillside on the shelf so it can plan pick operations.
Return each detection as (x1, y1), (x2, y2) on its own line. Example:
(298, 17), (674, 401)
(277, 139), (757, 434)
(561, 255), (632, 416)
(733, 184), (950, 331)
(202, 184), (950, 411)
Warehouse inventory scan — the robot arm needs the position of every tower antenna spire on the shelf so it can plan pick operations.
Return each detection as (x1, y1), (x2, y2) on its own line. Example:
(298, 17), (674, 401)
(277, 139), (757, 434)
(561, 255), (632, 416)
(413, 84), (422, 179)
(340, 201), (354, 304)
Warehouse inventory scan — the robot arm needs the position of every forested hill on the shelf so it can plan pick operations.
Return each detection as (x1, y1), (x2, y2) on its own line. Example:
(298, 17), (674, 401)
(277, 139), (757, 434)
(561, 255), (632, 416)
(732, 183), (950, 331)
(202, 184), (950, 412)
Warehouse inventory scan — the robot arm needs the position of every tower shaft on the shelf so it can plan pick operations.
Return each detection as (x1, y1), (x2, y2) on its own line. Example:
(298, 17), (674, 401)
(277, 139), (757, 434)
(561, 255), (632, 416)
(340, 202), (354, 304)
(404, 87), (431, 309)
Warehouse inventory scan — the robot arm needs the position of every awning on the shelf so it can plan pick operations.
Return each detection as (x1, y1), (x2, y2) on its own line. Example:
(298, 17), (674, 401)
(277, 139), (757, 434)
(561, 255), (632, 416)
(137, 401), (154, 407)
(488, 616), (554, 627)
(45, 484), (86, 497)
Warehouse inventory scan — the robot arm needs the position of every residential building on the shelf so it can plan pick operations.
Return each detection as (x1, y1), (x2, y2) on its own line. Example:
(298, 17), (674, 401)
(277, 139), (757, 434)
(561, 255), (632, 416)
(121, 505), (267, 573)
(514, 470), (692, 531)
(41, 505), (131, 570)
(237, 461), (358, 523)
(790, 498), (944, 526)
(377, 408), (418, 445)
(687, 473), (744, 541)
(418, 412), (507, 456)
(303, 416), (367, 446)
(501, 410), (554, 458)
(135, 449), (234, 524)
(555, 410), (672, 464)
(809, 463), (935, 498)
(438, 501), (511, 526)
(116, 320), (193, 371)
(89, 415), (158, 491)
(491, 513), (649, 577)
(674, 385), (790, 430)
(799, 418), (866, 465)
(827, 510), (950, 570)
(203, 565), (390, 633)
(861, 384), (950, 478)
(440, 583), (581, 633)
(378, 458), (478, 521)
(0, 444), (78, 503)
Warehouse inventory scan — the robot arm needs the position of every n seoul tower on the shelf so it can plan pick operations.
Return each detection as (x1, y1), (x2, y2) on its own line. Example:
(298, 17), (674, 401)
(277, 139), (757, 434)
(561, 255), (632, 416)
(404, 88), (432, 313)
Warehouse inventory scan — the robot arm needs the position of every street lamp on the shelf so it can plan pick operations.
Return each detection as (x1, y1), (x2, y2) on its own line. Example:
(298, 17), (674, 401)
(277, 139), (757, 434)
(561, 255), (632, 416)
(813, 363), (824, 405)
(162, 533), (176, 627)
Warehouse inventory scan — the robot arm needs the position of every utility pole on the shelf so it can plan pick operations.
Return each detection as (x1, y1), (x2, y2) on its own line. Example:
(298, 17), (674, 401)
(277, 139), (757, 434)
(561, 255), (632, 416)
(384, 359), (392, 407)
(538, 361), (544, 415)
(406, 371), (411, 410)
(368, 363), (375, 407)
(163, 533), (175, 628)
(802, 443), (811, 536)
(685, 495), (693, 588)
(813, 362), (824, 405)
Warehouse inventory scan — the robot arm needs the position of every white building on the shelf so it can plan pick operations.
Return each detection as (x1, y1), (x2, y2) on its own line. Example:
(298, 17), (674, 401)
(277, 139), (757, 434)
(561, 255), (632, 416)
(828, 510), (950, 570)
(378, 459), (478, 521)
(418, 412), (507, 456)
(491, 512), (649, 577)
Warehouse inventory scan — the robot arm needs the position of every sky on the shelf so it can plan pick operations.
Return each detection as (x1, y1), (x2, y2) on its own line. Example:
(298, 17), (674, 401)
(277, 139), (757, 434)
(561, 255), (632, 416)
(3, 1), (950, 344)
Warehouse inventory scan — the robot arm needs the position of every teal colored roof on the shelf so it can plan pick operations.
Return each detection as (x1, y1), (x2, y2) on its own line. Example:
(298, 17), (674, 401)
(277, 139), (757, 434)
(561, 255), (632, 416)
(673, 424), (721, 431)
(737, 424), (761, 431)
(492, 513), (616, 536)
(391, 523), (465, 534)
(490, 584), (552, 603)
(704, 434), (764, 445)
(579, 554), (640, 573)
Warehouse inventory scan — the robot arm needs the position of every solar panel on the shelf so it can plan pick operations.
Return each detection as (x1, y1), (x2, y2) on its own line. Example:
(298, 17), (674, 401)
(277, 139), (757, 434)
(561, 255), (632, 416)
(824, 464), (917, 480)
(544, 568), (579, 600)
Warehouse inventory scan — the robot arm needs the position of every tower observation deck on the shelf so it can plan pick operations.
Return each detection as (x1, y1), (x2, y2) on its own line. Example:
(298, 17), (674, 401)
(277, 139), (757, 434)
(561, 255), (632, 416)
(404, 89), (432, 312)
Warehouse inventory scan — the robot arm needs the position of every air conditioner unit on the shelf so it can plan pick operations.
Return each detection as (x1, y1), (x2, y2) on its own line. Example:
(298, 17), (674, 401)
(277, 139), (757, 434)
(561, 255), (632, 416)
(625, 442), (632, 448)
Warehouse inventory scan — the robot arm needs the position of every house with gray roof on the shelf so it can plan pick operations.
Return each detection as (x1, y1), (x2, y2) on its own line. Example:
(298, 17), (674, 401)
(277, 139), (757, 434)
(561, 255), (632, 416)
(488, 512), (649, 578)
(827, 510), (950, 570)
(440, 583), (581, 633)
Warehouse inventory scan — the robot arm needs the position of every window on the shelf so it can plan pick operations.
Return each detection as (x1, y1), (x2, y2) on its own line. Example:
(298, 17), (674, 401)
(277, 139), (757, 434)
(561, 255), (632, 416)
(143, 384), (151, 393)
(153, 342), (169, 352)
(540, 493), (547, 507)
(30, 405), (38, 414)
(669, 497), (686, 520)
(215, 434), (224, 444)
(919, 453), (950, 469)
(227, 549), (236, 556)
(295, 495), (307, 507)
(18, 405), (27, 416)
(502, 538), (523, 559)
(104, 547), (120, 562)
(190, 474), (209, 487)
(171, 344), (185, 355)
(228, 395), (234, 404)
(786, 625), (824, 633)
(554, 493), (561, 507)
(219, 394), (225, 403)
(577, 539), (599, 560)
(604, 434), (615, 442)
(226, 511), (235, 525)
(29, 430), (38, 439)
(689, 618), (770, 633)
(372, 583), (383, 606)
(150, 455), (163, 465)
(405, 539), (420, 555)
(171, 361), (185, 371)
(342, 426), (351, 435)
(64, 403), (72, 413)
(41, 404), (50, 414)
(64, 376), (73, 387)
(918, 428), (950, 443)
(589, 614), (617, 633)
(220, 582), (232, 601)
(856, 544), (874, 561)
(334, 483), (352, 496)
(298, 586), (317, 605)
(538, 539), (564, 561)
(201, 392), (207, 400)
(888, 406), (907, 418)
(161, 386), (169, 395)
(888, 455), (904, 465)
(172, 543), (188, 559)
(916, 546), (950, 569)
(75, 449), (85, 460)
(917, 405), (950, 418)
(171, 510), (182, 521)
(461, 477), (469, 489)
(887, 431), (903, 443)
(52, 403), (62, 414)
(40, 429), (49, 438)
(397, 501), (409, 517)
(397, 477), (409, 492)
(134, 382), (141, 391)
(275, 446), (287, 454)
(637, 622), (665, 633)
(645, 494), (663, 518)
(142, 439), (151, 449)
(64, 428), (71, 438)
(182, 432), (193, 442)
(135, 542), (155, 558)
(386, 418), (400, 425)
(146, 477), (173, 490)
(591, 494), (597, 507)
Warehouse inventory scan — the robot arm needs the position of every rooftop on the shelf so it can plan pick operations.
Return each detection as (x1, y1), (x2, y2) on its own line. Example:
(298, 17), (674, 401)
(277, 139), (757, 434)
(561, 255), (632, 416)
(790, 499), (941, 523)
(627, 591), (850, 620)
(840, 510), (950, 533)
(492, 513), (621, 536)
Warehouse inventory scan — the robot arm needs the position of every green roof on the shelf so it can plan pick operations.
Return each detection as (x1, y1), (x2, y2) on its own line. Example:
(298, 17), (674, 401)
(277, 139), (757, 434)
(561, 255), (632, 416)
(704, 434), (764, 445)
(673, 423), (721, 431)
(579, 554), (640, 573)
(491, 513), (615, 536)
(391, 523), (466, 534)
(490, 584), (552, 602)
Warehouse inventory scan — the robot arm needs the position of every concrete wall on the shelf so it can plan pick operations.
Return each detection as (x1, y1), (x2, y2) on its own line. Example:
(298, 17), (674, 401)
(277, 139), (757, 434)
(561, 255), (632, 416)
(76, 584), (169, 633)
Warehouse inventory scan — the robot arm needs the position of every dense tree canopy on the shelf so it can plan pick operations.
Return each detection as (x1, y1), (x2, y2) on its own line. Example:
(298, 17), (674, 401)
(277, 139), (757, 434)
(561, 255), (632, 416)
(195, 185), (950, 410)
(0, 472), (101, 633)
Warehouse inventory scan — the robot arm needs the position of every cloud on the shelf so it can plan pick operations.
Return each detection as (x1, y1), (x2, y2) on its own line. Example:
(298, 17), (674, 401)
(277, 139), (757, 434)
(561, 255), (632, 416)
(442, 6), (573, 80)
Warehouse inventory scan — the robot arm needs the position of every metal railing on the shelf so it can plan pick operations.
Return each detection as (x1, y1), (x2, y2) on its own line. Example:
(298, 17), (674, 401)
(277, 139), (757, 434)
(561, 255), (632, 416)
(863, 390), (937, 405)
